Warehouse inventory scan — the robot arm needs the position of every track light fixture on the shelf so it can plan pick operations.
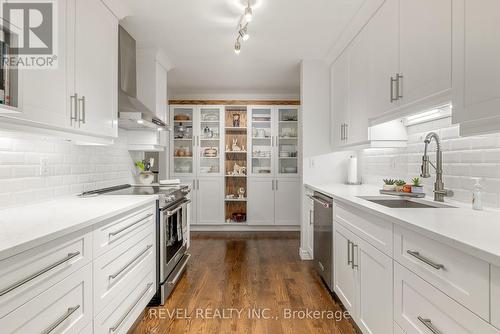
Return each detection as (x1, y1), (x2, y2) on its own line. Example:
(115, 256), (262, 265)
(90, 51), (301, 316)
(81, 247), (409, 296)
(233, 1), (254, 54)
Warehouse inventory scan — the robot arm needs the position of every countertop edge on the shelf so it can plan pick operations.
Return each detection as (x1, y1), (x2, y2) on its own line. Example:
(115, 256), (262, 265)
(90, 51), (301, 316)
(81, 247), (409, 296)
(0, 196), (157, 261)
(305, 183), (500, 267)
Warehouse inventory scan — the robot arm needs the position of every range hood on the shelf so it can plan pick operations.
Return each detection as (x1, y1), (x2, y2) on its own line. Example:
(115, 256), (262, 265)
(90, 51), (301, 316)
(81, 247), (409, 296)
(118, 26), (165, 130)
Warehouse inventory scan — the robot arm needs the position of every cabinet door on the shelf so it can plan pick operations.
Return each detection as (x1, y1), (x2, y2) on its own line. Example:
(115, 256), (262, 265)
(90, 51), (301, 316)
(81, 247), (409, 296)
(74, 0), (118, 138)
(452, 0), (500, 133)
(491, 265), (500, 329)
(247, 178), (274, 225)
(303, 188), (314, 257)
(171, 107), (195, 176)
(197, 178), (224, 224)
(347, 27), (370, 145)
(198, 107), (223, 176)
(366, 0), (400, 119)
(249, 107), (274, 176)
(331, 51), (348, 148)
(16, 0), (74, 129)
(334, 224), (357, 318)
(274, 178), (300, 225)
(276, 107), (299, 176)
(399, 0), (451, 107)
(356, 238), (393, 334)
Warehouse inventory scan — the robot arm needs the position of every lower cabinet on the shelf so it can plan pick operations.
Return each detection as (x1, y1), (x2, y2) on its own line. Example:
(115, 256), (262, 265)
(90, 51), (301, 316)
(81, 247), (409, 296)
(491, 265), (500, 329)
(334, 222), (393, 334)
(394, 262), (498, 334)
(197, 178), (224, 224)
(301, 187), (314, 258)
(247, 178), (300, 226)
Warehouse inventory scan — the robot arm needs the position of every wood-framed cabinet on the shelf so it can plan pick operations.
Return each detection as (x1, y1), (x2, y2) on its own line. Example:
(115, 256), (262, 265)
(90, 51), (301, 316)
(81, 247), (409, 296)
(1, 0), (119, 139)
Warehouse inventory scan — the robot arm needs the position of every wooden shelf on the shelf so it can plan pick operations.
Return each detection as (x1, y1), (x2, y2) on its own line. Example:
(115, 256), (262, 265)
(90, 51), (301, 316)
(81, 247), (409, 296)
(225, 151), (247, 154)
(225, 198), (247, 202)
(225, 175), (247, 177)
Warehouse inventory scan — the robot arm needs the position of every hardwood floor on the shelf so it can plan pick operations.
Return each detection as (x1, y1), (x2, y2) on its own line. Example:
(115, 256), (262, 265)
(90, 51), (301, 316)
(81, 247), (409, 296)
(133, 232), (357, 334)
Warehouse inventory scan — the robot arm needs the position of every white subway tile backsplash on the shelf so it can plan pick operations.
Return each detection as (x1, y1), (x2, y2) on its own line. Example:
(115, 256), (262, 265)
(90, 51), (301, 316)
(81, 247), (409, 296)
(0, 129), (136, 209)
(360, 117), (500, 208)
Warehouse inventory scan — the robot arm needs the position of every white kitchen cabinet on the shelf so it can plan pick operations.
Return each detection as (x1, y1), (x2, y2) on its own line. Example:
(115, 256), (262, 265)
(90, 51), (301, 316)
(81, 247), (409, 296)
(452, 0), (500, 136)
(196, 177), (224, 224)
(274, 178), (300, 226)
(366, 0), (400, 118)
(398, 0), (451, 109)
(180, 178), (197, 225)
(249, 107), (275, 177)
(248, 178), (275, 225)
(394, 262), (498, 334)
(356, 236), (393, 334)
(334, 223), (357, 317)
(301, 187), (314, 259)
(137, 49), (169, 123)
(491, 265), (500, 329)
(331, 51), (349, 148)
(75, 0), (118, 138)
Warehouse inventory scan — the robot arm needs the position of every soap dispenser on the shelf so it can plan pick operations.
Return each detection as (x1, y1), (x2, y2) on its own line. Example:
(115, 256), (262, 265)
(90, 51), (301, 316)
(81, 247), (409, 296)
(472, 178), (483, 210)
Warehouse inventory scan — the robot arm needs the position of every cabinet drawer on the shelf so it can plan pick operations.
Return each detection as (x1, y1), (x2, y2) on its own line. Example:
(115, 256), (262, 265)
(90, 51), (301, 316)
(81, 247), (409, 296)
(394, 262), (497, 334)
(0, 229), (92, 317)
(95, 267), (155, 334)
(93, 204), (155, 257)
(1, 263), (93, 334)
(335, 203), (393, 256)
(394, 225), (489, 320)
(491, 265), (500, 329)
(93, 221), (155, 314)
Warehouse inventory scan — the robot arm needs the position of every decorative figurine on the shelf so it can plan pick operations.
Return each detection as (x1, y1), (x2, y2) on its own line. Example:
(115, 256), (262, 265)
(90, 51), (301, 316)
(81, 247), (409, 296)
(233, 113), (240, 127)
(232, 139), (241, 152)
(238, 187), (245, 199)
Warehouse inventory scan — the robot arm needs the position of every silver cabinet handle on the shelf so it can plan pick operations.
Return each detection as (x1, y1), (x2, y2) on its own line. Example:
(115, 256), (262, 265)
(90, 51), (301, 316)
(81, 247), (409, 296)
(407, 250), (445, 270)
(197, 179), (200, 190)
(340, 124), (344, 141)
(396, 73), (403, 100)
(109, 244), (153, 280)
(0, 252), (81, 296)
(108, 213), (153, 238)
(309, 210), (313, 225)
(275, 179), (278, 190)
(41, 305), (80, 334)
(306, 195), (332, 208)
(390, 76), (397, 102)
(351, 243), (358, 269)
(110, 282), (153, 333)
(70, 94), (78, 126)
(271, 180), (274, 191)
(78, 96), (86, 124)
(347, 240), (352, 266)
(418, 316), (442, 334)
(345, 124), (348, 141)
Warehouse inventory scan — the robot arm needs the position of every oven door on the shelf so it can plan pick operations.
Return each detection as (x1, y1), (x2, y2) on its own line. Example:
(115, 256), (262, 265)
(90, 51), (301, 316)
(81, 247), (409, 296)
(159, 198), (190, 282)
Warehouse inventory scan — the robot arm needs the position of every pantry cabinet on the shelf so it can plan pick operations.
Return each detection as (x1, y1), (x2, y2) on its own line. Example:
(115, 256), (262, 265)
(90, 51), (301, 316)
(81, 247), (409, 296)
(274, 179), (300, 225)
(196, 178), (224, 225)
(1, 0), (119, 139)
(452, 0), (500, 136)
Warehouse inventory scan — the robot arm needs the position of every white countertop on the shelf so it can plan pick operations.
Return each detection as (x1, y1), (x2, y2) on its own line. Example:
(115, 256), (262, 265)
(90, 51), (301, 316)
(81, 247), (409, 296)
(305, 182), (500, 267)
(0, 195), (157, 260)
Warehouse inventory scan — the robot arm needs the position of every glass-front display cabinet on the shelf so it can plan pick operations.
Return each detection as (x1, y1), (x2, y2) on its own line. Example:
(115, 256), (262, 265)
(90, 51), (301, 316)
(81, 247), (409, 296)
(249, 107), (274, 176)
(198, 107), (223, 175)
(277, 107), (299, 176)
(172, 107), (194, 176)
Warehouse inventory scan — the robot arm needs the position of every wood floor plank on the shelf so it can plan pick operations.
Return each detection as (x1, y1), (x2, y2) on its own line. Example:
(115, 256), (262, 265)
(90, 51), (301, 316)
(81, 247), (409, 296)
(132, 232), (357, 334)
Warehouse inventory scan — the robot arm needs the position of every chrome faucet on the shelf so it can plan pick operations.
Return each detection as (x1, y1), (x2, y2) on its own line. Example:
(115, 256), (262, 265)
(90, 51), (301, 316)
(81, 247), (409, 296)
(421, 132), (454, 202)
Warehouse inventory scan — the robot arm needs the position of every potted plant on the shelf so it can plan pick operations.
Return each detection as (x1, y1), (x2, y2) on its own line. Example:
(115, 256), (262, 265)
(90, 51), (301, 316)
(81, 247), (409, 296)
(135, 161), (154, 185)
(383, 179), (397, 191)
(395, 180), (406, 192)
(411, 177), (424, 193)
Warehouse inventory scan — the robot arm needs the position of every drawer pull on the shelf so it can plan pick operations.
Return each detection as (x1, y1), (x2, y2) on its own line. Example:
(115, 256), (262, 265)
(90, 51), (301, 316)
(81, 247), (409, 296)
(407, 250), (445, 270)
(0, 252), (81, 296)
(108, 213), (153, 238)
(167, 253), (191, 285)
(109, 244), (153, 281)
(41, 305), (80, 334)
(418, 316), (443, 334)
(110, 282), (153, 333)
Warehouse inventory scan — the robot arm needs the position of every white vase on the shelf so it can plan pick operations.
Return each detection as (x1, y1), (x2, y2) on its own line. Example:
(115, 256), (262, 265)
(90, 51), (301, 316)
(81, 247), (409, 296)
(383, 184), (396, 191)
(139, 172), (154, 185)
(411, 186), (424, 193)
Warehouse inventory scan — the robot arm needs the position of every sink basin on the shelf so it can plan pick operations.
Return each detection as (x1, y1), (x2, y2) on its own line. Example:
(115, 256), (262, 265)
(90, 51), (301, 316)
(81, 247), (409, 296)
(357, 196), (456, 209)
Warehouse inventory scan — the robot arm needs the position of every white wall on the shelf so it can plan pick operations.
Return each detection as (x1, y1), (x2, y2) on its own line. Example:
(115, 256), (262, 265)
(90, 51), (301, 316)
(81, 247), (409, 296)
(359, 117), (500, 208)
(0, 129), (137, 209)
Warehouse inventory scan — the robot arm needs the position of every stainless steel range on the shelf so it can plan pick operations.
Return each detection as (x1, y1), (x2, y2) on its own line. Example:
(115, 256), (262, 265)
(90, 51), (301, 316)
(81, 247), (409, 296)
(80, 184), (191, 305)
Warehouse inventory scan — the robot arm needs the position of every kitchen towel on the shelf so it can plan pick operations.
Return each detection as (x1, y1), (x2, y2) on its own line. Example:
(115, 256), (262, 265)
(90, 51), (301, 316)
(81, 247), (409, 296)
(347, 155), (358, 184)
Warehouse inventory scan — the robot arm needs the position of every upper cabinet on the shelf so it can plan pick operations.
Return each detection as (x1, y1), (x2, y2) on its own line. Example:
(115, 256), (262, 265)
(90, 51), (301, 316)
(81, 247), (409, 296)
(137, 49), (169, 124)
(0, 0), (119, 139)
(330, 0), (451, 150)
(452, 0), (500, 136)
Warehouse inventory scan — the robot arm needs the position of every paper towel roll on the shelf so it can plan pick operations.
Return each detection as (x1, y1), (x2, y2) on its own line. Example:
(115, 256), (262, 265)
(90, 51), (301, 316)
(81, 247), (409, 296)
(347, 155), (358, 184)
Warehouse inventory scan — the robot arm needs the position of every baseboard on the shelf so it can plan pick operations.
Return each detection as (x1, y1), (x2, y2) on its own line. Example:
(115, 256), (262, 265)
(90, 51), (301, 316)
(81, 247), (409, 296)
(190, 224), (300, 232)
(299, 247), (313, 260)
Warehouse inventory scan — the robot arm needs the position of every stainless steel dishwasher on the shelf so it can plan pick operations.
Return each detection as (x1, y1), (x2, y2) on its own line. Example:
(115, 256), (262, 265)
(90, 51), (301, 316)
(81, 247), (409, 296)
(309, 192), (334, 291)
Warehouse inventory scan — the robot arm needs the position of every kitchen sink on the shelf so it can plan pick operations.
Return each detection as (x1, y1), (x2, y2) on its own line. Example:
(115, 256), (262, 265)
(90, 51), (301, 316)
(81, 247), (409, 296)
(357, 196), (456, 209)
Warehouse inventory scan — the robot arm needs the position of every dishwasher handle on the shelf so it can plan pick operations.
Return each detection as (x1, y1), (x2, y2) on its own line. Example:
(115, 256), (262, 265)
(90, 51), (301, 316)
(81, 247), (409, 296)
(307, 194), (333, 208)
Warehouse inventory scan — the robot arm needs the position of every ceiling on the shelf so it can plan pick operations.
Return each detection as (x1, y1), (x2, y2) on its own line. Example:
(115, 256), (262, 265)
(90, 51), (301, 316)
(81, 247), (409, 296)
(120, 0), (365, 97)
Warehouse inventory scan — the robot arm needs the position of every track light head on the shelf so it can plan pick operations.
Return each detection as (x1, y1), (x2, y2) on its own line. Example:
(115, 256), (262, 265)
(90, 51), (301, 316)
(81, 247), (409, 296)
(239, 25), (250, 41)
(245, 5), (253, 22)
(234, 39), (241, 54)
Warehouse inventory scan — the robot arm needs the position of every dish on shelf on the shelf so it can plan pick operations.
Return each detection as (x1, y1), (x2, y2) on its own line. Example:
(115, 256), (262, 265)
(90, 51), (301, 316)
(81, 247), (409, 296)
(200, 166), (212, 173)
(253, 116), (271, 122)
(231, 212), (246, 223)
(203, 147), (218, 157)
(201, 113), (219, 121)
(174, 114), (191, 121)
(279, 151), (290, 157)
(283, 167), (298, 173)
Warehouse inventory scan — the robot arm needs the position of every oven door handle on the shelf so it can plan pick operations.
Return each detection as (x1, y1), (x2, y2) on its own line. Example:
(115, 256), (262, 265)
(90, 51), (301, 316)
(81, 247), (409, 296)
(165, 199), (191, 217)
